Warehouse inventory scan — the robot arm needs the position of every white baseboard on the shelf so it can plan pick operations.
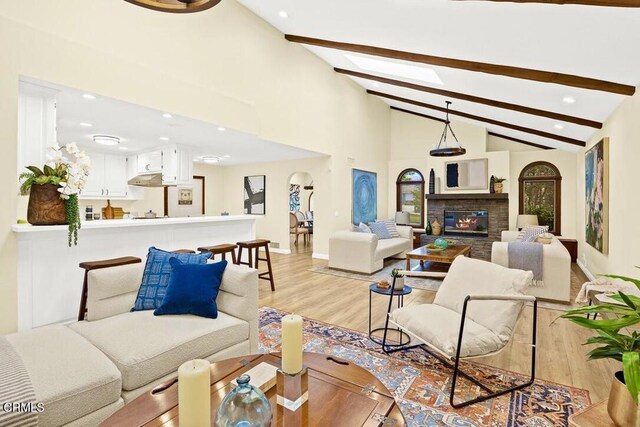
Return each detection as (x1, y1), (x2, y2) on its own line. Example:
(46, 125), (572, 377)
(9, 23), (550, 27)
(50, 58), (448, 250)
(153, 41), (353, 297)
(312, 253), (329, 260)
(577, 259), (596, 281)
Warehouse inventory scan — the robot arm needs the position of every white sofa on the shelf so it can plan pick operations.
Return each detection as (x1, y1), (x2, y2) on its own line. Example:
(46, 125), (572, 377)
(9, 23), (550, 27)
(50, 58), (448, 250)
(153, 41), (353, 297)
(3, 261), (258, 426)
(328, 225), (413, 274)
(491, 230), (571, 303)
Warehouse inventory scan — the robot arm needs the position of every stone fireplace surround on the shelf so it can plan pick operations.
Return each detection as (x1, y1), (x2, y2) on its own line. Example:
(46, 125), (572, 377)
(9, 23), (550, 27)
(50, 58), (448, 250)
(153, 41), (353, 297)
(420, 193), (509, 261)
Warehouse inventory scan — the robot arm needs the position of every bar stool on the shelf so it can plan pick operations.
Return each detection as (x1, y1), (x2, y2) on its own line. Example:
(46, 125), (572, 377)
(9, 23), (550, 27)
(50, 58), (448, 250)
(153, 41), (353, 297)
(236, 239), (275, 291)
(197, 243), (237, 264)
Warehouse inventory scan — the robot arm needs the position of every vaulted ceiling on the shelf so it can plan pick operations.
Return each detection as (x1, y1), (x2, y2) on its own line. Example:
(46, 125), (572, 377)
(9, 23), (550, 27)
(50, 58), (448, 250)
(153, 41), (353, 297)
(238, 0), (640, 151)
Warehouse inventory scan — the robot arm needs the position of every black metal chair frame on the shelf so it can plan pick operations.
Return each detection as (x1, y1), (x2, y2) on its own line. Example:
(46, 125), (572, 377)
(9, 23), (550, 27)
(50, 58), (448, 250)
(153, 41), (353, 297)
(381, 286), (538, 409)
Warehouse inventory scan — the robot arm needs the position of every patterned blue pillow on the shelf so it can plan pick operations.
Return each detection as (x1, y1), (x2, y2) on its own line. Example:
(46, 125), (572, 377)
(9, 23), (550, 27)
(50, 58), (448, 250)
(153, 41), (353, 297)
(522, 226), (549, 242)
(368, 222), (392, 239)
(132, 247), (211, 311)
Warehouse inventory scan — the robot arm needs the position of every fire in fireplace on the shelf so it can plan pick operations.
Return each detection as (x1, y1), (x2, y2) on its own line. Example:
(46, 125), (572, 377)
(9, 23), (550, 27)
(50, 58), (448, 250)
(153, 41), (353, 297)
(444, 210), (489, 237)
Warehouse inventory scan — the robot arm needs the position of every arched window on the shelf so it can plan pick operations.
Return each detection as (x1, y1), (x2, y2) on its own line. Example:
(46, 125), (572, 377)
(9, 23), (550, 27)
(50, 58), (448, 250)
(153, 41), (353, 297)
(396, 169), (425, 228)
(519, 161), (562, 235)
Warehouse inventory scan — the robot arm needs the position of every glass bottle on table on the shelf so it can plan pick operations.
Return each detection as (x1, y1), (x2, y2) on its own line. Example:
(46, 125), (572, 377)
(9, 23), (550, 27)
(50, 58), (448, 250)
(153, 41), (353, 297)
(214, 374), (272, 427)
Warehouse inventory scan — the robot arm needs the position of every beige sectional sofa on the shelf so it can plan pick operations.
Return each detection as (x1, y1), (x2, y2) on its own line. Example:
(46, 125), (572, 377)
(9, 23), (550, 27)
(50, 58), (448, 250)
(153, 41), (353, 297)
(4, 262), (258, 426)
(328, 225), (413, 274)
(491, 230), (571, 303)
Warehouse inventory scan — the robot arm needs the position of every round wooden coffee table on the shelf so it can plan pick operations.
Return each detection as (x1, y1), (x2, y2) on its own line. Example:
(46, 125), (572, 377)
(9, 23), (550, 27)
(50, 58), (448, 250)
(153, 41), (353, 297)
(101, 352), (406, 426)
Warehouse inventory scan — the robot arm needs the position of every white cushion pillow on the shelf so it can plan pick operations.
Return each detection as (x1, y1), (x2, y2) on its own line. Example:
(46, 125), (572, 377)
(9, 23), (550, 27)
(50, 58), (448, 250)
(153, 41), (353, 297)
(379, 219), (400, 237)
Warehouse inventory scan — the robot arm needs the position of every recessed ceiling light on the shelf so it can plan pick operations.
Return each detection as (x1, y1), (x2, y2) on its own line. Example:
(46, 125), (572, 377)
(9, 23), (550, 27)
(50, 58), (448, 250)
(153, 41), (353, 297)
(223, 154), (231, 158)
(79, 122), (93, 127)
(217, 127), (226, 131)
(162, 113), (172, 119)
(371, 82), (380, 88)
(159, 136), (170, 141)
(562, 96), (576, 104)
(201, 156), (221, 164)
(554, 124), (564, 130)
(82, 93), (96, 100)
(119, 146), (129, 151)
(345, 54), (443, 85)
(93, 135), (120, 146)
(278, 10), (288, 18)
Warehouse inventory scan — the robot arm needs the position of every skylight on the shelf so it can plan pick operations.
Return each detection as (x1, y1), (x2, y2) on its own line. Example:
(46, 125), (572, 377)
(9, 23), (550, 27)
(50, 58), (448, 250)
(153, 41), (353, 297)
(344, 54), (443, 85)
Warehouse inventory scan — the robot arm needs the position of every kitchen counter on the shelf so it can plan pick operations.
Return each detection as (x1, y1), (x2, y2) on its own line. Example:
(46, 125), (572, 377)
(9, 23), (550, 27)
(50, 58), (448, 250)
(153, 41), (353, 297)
(12, 215), (254, 233)
(13, 215), (257, 331)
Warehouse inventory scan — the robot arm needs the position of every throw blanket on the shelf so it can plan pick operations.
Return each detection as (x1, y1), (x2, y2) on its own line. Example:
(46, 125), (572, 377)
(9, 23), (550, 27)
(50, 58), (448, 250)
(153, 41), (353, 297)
(0, 337), (38, 427)
(576, 277), (640, 304)
(508, 241), (544, 287)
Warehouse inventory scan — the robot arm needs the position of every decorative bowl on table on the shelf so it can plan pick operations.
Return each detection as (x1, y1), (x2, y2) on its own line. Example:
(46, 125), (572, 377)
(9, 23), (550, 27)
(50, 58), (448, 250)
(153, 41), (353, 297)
(434, 238), (449, 249)
(426, 244), (445, 252)
(445, 239), (458, 246)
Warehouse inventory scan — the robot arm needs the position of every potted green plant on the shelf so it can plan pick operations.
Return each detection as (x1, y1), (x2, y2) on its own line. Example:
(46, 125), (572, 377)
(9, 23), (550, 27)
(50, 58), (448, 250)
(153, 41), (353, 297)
(493, 177), (507, 193)
(391, 268), (405, 290)
(561, 271), (640, 426)
(19, 143), (90, 246)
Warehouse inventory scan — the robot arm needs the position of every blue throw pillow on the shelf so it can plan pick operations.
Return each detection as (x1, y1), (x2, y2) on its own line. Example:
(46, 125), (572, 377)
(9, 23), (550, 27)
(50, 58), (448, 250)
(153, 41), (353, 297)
(154, 258), (227, 319)
(132, 247), (211, 311)
(368, 221), (392, 239)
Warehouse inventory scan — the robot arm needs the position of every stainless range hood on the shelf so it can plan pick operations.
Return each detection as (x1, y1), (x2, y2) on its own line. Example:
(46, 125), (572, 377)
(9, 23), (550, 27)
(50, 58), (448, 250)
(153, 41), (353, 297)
(128, 173), (164, 187)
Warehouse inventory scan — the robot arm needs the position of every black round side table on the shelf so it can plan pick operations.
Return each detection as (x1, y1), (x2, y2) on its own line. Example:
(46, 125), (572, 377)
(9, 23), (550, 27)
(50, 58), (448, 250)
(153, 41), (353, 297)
(368, 283), (412, 347)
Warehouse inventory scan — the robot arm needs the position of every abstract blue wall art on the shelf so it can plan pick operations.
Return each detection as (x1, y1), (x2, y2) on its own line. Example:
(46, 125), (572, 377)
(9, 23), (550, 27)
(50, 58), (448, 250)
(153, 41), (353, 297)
(352, 169), (377, 225)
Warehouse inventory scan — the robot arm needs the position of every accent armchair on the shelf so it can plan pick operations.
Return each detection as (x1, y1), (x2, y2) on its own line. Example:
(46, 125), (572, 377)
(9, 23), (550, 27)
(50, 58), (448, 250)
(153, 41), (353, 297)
(384, 256), (537, 408)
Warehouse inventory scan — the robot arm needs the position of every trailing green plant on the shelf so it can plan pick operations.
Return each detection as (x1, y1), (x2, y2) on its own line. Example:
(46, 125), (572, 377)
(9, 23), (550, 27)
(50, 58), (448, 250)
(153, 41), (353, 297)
(19, 143), (90, 246)
(561, 269), (640, 403)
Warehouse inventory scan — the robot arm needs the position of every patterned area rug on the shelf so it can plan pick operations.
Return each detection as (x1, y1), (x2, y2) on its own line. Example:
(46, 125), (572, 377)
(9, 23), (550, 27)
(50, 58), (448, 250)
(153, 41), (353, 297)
(308, 258), (443, 292)
(259, 307), (590, 427)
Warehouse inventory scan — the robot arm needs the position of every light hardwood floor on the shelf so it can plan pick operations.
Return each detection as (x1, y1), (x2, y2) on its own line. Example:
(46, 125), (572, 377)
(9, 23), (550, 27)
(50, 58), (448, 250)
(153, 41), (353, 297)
(258, 239), (618, 402)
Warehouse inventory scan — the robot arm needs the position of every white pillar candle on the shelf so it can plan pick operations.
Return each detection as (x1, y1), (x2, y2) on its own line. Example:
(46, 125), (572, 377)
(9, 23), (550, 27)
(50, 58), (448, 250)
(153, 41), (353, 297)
(178, 359), (211, 427)
(281, 314), (303, 374)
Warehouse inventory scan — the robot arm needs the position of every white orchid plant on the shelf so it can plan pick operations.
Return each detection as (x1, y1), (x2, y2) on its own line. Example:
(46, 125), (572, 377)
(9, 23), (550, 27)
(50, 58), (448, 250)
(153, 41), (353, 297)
(19, 143), (91, 245)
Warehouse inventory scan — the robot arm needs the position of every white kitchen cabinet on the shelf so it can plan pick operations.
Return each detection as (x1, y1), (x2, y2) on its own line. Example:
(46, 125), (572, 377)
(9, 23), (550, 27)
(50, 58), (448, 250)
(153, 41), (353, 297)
(82, 153), (106, 197)
(137, 150), (162, 174)
(161, 145), (192, 186)
(81, 152), (128, 198)
(104, 155), (128, 197)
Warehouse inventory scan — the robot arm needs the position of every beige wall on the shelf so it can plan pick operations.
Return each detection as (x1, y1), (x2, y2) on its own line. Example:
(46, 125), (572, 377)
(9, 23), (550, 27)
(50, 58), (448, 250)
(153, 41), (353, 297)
(576, 86), (640, 278)
(0, 0), (390, 332)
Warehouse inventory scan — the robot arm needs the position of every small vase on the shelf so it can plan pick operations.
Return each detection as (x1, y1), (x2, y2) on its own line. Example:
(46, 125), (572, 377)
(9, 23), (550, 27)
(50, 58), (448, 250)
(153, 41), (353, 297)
(428, 168), (435, 194)
(27, 183), (66, 225)
(393, 276), (405, 290)
(494, 183), (504, 194)
(431, 218), (442, 236)
(425, 219), (432, 235)
(490, 175), (495, 193)
(214, 374), (272, 427)
(608, 371), (638, 427)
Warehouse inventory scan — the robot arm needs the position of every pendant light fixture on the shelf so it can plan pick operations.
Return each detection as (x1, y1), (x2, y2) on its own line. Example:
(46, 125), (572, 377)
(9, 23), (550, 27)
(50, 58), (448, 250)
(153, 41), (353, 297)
(429, 101), (466, 157)
(124, 0), (221, 14)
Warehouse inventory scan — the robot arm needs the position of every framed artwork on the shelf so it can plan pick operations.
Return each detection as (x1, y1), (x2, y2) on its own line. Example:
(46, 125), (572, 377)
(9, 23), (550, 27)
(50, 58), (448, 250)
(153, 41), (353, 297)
(289, 184), (301, 211)
(585, 137), (609, 254)
(352, 169), (377, 225)
(244, 175), (266, 215)
(178, 188), (193, 205)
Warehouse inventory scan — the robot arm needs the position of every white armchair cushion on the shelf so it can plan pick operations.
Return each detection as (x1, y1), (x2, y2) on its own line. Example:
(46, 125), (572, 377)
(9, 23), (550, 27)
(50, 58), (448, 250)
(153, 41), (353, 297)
(391, 304), (503, 358)
(433, 256), (533, 341)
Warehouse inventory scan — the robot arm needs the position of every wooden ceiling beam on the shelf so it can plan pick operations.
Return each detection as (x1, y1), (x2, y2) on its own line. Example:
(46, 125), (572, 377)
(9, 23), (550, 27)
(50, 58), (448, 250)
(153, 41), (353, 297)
(390, 106), (447, 123)
(391, 107), (554, 149)
(285, 34), (635, 96)
(335, 68), (602, 128)
(487, 132), (553, 150)
(456, 0), (640, 7)
(371, 90), (585, 146)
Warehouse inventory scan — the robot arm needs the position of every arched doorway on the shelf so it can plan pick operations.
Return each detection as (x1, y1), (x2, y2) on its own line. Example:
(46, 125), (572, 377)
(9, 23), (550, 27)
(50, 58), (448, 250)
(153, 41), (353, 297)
(288, 172), (314, 253)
